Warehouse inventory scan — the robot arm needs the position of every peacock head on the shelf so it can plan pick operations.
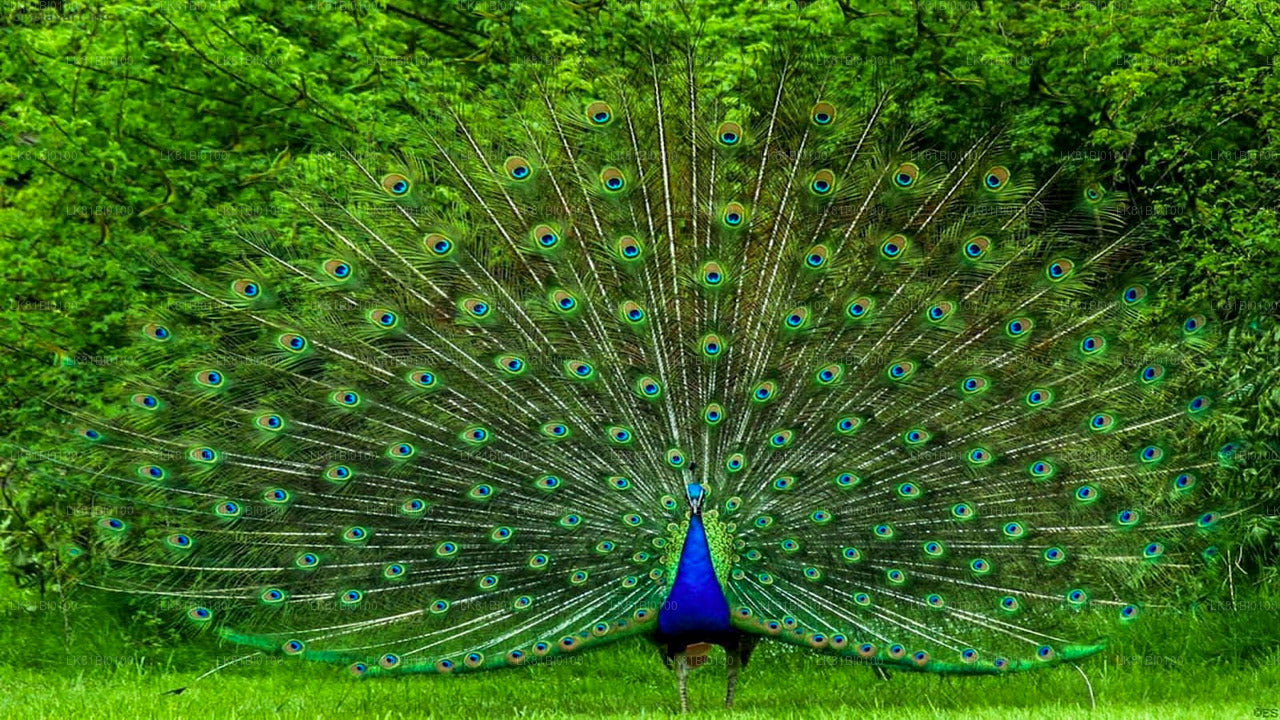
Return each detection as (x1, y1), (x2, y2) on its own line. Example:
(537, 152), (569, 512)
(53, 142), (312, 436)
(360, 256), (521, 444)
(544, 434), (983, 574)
(685, 483), (707, 516)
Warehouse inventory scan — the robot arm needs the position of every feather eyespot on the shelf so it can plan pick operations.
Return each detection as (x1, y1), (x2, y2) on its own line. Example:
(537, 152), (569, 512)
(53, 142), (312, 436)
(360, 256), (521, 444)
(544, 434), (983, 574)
(966, 447), (992, 466)
(425, 233), (454, 257)
(1079, 334), (1105, 355)
(1005, 316), (1033, 338)
(983, 166), (1010, 191)
(880, 234), (908, 259)
(634, 376), (661, 399)
(700, 260), (727, 287)
(815, 363), (843, 385)
(548, 289), (579, 314)
(231, 279), (261, 299)
(810, 169), (835, 196)
(886, 360), (916, 381)
(142, 323), (170, 341)
(530, 224), (559, 250)
(963, 236), (991, 260)
(721, 203), (746, 228)
(504, 156), (531, 181)
(600, 167), (626, 192)
(1025, 388), (1052, 407)
(186, 445), (217, 461)
(408, 370), (439, 389)
(810, 101), (836, 126)
(619, 300), (646, 325)
(959, 376), (988, 395)
(278, 333), (307, 352)
(1028, 460), (1055, 479)
(381, 173), (410, 195)
(782, 306), (810, 330)
(325, 465), (353, 483)
(615, 236), (643, 261)
(927, 301), (956, 322)
(903, 427), (930, 445)
(834, 472), (861, 488)
(893, 163), (918, 188)
(324, 259), (353, 280)
(368, 308), (398, 329)
(1122, 284), (1148, 304)
(586, 101), (613, 126)
(1139, 364), (1165, 384)
(1046, 258), (1075, 281)
(665, 449), (685, 468)
(195, 369), (225, 388)
(331, 389), (360, 407)
(1183, 314), (1207, 335)
(606, 426), (633, 445)
(1088, 412), (1116, 432)
(1139, 445), (1164, 463)
(131, 393), (160, 410)
(717, 121), (742, 146)
(387, 442), (415, 458)
(461, 427), (491, 447)
(540, 422), (570, 440)
(846, 295), (874, 320)
(564, 359), (595, 380)
(798, 245), (829, 274)
(750, 380), (777, 403)
(704, 402), (724, 425)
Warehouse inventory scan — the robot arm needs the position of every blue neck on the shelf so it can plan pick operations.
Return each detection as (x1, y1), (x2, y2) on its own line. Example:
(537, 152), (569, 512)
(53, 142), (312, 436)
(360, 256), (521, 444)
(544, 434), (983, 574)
(658, 515), (731, 637)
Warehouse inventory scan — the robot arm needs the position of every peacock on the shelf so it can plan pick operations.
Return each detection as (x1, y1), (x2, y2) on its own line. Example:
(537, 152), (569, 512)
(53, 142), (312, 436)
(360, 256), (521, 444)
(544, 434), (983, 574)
(37, 42), (1253, 712)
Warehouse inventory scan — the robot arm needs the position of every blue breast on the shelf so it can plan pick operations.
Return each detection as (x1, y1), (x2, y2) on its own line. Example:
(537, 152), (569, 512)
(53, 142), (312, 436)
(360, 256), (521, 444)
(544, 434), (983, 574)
(658, 515), (731, 636)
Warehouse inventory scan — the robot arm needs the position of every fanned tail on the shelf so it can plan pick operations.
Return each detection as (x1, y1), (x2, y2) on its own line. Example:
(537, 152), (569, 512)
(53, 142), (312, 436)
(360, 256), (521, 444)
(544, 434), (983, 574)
(28, 38), (1251, 678)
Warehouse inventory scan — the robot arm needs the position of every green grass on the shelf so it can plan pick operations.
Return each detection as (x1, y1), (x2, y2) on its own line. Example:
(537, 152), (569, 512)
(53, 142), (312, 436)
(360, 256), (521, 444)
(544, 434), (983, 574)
(5, 579), (1280, 718)
(3, 636), (1278, 719)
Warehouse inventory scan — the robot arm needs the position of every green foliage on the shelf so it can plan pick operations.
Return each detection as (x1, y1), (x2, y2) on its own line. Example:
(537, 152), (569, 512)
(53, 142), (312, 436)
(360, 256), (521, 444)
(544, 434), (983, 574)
(0, 0), (1277, 658)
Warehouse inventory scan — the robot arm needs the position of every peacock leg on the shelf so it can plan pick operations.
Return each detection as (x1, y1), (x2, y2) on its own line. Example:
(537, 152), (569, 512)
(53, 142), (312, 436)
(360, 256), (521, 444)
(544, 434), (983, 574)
(675, 653), (691, 713)
(725, 647), (741, 708)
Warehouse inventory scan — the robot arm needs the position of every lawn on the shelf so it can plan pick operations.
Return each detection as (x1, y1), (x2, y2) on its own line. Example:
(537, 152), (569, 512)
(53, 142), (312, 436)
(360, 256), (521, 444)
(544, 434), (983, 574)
(2, 635), (1276, 719)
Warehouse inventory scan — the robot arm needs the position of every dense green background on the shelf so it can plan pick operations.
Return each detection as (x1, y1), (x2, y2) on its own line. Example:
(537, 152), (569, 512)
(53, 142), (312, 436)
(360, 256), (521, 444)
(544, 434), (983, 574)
(2, 0), (1279, 715)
